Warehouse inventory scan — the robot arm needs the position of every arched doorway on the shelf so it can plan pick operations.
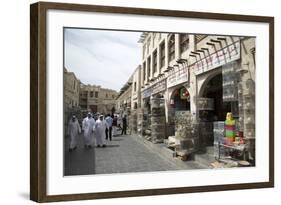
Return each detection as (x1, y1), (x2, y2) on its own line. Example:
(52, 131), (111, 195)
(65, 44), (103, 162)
(199, 73), (231, 121)
(198, 73), (232, 147)
(170, 86), (190, 111)
(168, 86), (190, 137)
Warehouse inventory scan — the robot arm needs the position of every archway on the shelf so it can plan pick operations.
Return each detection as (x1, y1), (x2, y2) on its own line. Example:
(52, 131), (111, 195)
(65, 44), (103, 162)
(199, 73), (231, 121)
(198, 72), (232, 147)
(167, 86), (191, 137)
(170, 86), (190, 111)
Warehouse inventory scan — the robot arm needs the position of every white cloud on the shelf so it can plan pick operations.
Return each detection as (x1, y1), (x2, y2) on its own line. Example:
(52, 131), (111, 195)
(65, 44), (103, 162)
(64, 28), (142, 91)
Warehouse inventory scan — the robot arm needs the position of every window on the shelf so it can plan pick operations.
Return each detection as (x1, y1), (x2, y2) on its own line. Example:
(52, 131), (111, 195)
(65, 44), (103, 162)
(134, 82), (137, 91)
(143, 62), (146, 83)
(95, 91), (98, 98)
(153, 50), (157, 74)
(147, 37), (151, 54)
(143, 44), (146, 58)
(250, 47), (256, 66)
(112, 94), (115, 99)
(90, 91), (93, 97)
(81, 91), (88, 98)
(168, 34), (175, 62)
(158, 33), (161, 40)
(106, 93), (108, 98)
(147, 56), (151, 79)
(160, 41), (165, 68)
(180, 34), (189, 53)
(152, 33), (156, 48)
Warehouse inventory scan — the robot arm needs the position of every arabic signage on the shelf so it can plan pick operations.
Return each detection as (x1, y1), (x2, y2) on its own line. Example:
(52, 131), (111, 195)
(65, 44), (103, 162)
(167, 67), (188, 88)
(151, 79), (166, 95)
(142, 79), (167, 98)
(191, 41), (240, 75)
(142, 87), (152, 98)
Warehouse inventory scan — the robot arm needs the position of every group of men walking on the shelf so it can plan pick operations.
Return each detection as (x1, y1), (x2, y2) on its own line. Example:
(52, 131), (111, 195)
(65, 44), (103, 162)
(67, 112), (127, 152)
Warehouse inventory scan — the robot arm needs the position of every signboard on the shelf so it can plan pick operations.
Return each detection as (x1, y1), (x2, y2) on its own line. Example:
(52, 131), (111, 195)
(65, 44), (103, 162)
(197, 97), (214, 110)
(142, 79), (167, 98)
(151, 79), (166, 95)
(191, 41), (240, 75)
(167, 67), (188, 88)
(142, 87), (152, 98)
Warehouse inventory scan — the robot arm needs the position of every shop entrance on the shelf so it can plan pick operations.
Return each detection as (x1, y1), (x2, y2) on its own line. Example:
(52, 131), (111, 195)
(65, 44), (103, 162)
(142, 98), (151, 136)
(168, 86), (190, 137)
(200, 73), (231, 121)
(170, 86), (190, 111)
(199, 73), (232, 147)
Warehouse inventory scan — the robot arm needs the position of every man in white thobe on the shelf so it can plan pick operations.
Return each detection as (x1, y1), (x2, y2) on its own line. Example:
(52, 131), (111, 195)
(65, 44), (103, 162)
(67, 115), (81, 152)
(95, 115), (108, 147)
(82, 112), (96, 148)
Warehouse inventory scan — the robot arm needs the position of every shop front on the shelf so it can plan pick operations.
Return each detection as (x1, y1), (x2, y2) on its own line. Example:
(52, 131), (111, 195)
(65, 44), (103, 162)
(140, 86), (152, 139)
(167, 65), (190, 137)
(192, 38), (255, 165)
(150, 79), (167, 143)
(166, 64), (200, 157)
(140, 78), (167, 142)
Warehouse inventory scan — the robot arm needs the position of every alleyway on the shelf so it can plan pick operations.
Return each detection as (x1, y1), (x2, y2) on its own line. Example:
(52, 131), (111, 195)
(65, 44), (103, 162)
(64, 131), (205, 176)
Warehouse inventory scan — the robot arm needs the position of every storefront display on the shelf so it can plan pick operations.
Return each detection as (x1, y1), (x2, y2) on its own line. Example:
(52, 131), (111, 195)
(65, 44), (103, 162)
(224, 112), (236, 144)
(222, 62), (238, 102)
(150, 98), (166, 143)
(174, 111), (199, 156)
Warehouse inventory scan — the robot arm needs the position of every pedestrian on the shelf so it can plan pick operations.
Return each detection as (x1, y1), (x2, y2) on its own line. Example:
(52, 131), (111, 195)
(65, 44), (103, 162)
(121, 115), (127, 135)
(67, 115), (81, 152)
(95, 115), (107, 147)
(117, 114), (123, 131)
(112, 115), (118, 136)
(105, 114), (113, 140)
(82, 112), (96, 148)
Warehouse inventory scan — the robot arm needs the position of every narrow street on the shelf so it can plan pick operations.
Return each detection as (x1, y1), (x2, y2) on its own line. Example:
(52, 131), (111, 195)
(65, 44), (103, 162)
(64, 131), (205, 176)
(64, 133), (96, 176)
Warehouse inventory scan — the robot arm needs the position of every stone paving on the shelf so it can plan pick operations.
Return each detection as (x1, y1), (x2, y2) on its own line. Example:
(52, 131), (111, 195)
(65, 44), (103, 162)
(64, 131), (205, 176)
(64, 133), (96, 176)
(95, 134), (181, 174)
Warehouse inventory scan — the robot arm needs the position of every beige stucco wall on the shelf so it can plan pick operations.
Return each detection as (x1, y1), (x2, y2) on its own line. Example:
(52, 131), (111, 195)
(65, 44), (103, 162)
(79, 84), (118, 114)
(64, 71), (80, 108)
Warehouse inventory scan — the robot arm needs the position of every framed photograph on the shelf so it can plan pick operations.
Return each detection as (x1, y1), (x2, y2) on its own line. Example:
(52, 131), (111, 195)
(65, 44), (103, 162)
(30, 1), (274, 202)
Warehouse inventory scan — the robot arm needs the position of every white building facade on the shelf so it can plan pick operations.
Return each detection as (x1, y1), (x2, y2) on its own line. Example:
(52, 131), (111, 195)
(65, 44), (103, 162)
(135, 32), (256, 161)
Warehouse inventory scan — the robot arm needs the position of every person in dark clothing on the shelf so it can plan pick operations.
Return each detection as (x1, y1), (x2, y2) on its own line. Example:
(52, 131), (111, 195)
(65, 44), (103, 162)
(105, 114), (113, 141)
(121, 115), (127, 135)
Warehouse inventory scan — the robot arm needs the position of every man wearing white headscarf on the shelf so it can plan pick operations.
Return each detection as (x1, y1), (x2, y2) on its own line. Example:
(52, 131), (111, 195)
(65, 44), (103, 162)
(82, 112), (96, 148)
(67, 115), (81, 152)
(95, 115), (108, 147)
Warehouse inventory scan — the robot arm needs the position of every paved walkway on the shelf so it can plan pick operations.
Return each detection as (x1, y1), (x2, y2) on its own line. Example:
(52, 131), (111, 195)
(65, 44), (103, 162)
(64, 133), (96, 176)
(64, 131), (205, 176)
(95, 134), (181, 174)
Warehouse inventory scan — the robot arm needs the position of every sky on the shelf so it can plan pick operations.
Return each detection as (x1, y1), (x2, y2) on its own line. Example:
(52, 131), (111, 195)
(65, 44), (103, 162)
(64, 28), (142, 91)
